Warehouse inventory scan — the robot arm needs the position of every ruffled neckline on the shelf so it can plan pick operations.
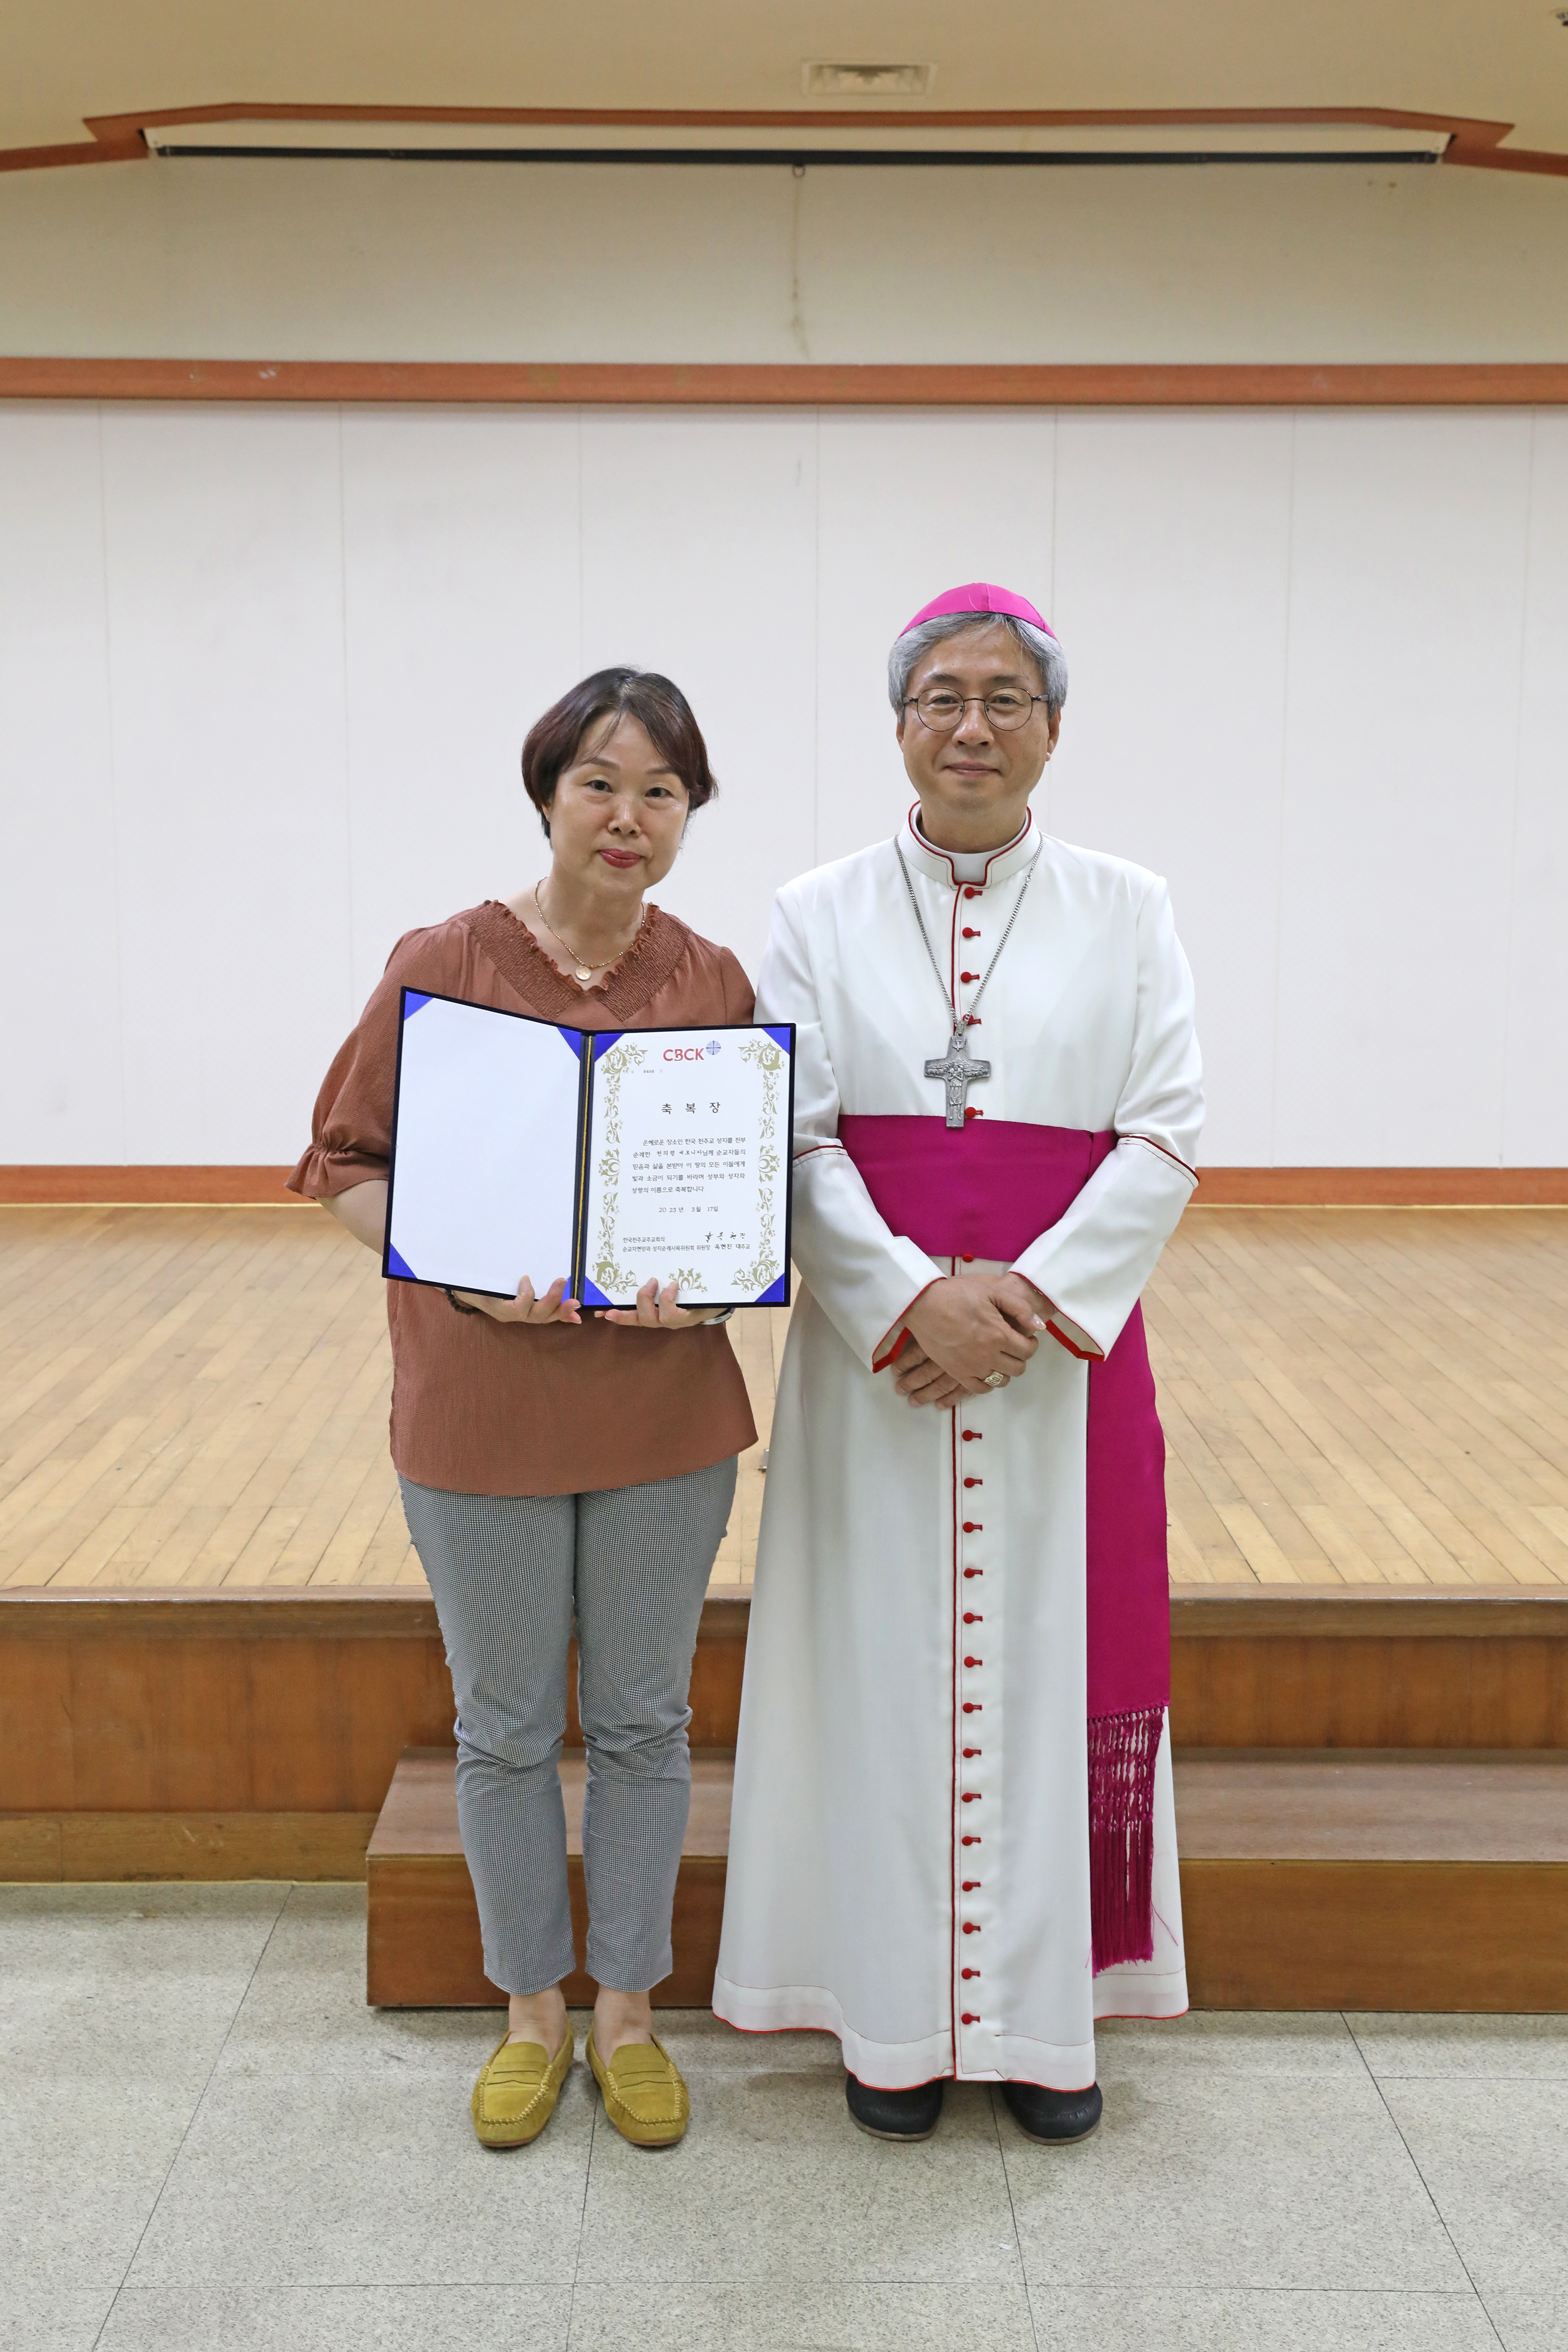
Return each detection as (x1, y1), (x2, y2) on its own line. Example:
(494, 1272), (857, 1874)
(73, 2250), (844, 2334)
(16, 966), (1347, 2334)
(461, 897), (693, 1022)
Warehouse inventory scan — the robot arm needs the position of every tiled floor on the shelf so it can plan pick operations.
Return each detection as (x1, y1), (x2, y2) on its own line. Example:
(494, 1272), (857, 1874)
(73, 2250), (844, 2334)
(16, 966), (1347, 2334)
(5, 1887), (1564, 2352)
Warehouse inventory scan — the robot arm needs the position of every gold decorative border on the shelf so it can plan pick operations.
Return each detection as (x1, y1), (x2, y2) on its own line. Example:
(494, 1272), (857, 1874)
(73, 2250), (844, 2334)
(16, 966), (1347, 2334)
(731, 1037), (786, 1297)
(586, 1039), (646, 1296)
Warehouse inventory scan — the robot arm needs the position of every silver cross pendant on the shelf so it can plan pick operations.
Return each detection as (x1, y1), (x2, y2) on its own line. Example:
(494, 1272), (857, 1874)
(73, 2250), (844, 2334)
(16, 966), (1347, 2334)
(925, 1022), (992, 1129)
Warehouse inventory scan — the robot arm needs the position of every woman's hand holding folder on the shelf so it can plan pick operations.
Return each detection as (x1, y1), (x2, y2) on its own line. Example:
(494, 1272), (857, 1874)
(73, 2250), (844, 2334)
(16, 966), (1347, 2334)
(448, 1275), (584, 1325)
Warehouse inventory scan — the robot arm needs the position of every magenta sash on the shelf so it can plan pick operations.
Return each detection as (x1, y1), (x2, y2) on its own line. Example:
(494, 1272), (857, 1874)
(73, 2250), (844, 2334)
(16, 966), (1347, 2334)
(839, 1113), (1168, 1972)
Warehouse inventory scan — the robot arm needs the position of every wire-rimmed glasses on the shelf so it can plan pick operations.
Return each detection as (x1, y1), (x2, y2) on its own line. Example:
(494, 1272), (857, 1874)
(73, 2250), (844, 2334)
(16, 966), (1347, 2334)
(902, 688), (1047, 733)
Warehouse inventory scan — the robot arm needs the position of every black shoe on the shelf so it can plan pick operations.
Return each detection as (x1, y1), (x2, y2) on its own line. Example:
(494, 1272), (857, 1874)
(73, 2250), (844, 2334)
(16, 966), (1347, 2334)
(999, 2079), (1103, 2143)
(845, 2072), (945, 2142)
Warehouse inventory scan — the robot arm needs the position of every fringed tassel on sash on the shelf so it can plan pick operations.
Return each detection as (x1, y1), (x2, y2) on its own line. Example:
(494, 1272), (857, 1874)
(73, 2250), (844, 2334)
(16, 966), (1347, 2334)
(1088, 1704), (1164, 1973)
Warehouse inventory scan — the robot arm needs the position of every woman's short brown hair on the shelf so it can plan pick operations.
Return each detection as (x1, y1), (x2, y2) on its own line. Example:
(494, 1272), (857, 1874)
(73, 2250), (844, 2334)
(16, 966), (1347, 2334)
(521, 667), (718, 839)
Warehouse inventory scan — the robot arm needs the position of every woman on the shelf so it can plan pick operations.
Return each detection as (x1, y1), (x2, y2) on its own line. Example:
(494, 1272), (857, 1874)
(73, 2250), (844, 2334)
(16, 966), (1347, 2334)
(290, 667), (756, 2152)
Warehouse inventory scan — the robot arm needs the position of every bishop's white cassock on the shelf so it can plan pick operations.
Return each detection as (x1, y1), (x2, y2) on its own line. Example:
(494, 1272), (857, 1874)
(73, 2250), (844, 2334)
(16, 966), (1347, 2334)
(713, 806), (1205, 2092)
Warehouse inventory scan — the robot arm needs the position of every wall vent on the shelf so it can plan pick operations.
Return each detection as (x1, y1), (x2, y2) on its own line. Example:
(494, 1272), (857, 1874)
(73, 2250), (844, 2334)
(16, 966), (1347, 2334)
(802, 62), (935, 97)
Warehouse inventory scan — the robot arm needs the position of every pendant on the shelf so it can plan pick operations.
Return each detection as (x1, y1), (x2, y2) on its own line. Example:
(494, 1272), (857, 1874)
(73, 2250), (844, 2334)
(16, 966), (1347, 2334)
(574, 966), (594, 982)
(924, 1022), (992, 1130)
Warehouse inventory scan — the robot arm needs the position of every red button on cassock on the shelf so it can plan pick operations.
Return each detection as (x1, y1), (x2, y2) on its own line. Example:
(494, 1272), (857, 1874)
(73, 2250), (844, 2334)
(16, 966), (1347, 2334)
(963, 1922), (980, 1934)
(960, 970), (978, 983)
(962, 1791), (982, 1803)
(964, 1613), (982, 1624)
(964, 1476), (982, 1488)
(964, 1656), (982, 1668)
(962, 927), (980, 938)
(964, 886), (980, 898)
(961, 1967), (979, 1979)
(962, 1430), (982, 1441)
(964, 1568), (982, 1579)
(962, 1747), (980, 1757)
(961, 2012), (978, 2023)
(963, 1522), (982, 1533)
(962, 1702), (981, 1712)
(961, 1834), (980, 1845)
(962, 1880), (980, 1891)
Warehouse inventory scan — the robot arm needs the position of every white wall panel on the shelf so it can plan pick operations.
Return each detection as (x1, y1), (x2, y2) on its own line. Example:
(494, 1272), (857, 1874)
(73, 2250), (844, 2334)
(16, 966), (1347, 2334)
(1503, 412), (1568, 1165)
(1274, 412), (1533, 1166)
(339, 407), (582, 1008)
(99, 406), (351, 1161)
(1049, 412), (1294, 1163)
(0, 406), (123, 1161)
(2, 400), (1563, 1168)
(579, 410), (819, 985)
(814, 412), (1056, 871)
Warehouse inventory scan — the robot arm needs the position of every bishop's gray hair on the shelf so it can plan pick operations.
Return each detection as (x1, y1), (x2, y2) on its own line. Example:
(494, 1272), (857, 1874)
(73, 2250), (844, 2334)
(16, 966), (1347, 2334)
(888, 613), (1068, 719)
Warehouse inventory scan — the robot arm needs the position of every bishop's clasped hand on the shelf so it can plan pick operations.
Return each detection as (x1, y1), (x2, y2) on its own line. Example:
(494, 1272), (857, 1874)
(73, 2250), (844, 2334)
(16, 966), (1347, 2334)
(892, 1269), (1052, 1409)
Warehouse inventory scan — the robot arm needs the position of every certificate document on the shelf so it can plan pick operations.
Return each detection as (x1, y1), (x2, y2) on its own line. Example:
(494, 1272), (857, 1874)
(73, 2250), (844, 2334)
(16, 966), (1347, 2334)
(383, 989), (794, 1309)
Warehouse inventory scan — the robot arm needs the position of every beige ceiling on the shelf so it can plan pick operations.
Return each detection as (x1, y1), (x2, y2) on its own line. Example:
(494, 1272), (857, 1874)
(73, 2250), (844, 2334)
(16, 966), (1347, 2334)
(5, 0), (1568, 160)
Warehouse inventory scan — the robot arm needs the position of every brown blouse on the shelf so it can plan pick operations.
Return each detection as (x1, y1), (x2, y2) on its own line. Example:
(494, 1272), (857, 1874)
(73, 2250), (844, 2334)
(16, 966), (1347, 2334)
(289, 900), (759, 1496)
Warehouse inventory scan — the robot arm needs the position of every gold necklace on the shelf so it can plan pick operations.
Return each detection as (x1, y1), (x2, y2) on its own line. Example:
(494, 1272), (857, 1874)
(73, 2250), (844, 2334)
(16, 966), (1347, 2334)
(533, 881), (646, 983)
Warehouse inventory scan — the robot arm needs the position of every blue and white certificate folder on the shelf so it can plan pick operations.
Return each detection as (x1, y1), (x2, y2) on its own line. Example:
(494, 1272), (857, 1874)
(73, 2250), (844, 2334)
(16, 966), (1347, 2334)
(383, 989), (794, 1309)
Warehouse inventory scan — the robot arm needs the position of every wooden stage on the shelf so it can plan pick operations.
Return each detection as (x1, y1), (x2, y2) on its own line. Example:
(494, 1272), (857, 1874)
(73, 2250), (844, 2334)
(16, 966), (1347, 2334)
(2, 1201), (1566, 1594)
(3, 1203), (1565, 2009)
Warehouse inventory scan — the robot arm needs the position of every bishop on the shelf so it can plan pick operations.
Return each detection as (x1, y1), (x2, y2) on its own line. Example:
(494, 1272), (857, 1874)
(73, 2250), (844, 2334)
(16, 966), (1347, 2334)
(714, 583), (1205, 2144)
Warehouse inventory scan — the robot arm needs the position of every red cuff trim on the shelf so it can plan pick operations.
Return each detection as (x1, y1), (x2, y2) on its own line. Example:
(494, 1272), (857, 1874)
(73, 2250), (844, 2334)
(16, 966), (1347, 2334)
(794, 1142), (845, 1162)
(872, 1278), (941, 1372)
(1046, 1318), (1101, 1362)
(1123, 1133), (1199, 1182)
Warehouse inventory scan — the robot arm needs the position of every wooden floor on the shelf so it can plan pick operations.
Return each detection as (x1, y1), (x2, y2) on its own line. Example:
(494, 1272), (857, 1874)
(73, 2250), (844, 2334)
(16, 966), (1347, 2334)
(0, 1203), (1564, 1592)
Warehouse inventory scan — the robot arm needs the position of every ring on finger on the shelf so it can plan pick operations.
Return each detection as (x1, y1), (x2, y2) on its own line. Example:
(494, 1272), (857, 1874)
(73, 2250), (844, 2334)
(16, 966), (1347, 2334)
(983, 1370), (1008, 1389)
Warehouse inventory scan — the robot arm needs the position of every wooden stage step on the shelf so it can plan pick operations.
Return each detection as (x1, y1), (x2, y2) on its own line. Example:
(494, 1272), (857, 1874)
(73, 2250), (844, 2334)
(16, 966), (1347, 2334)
(367, 1747), (730, 2008)
(1177, 1749), (1568, 2010)
(6, 1587), (1566, 1882)
(368, 1745), (1568, 2014)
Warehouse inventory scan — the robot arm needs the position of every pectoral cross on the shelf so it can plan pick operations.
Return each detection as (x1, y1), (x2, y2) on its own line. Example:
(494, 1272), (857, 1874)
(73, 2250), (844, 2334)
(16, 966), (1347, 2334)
(926, 1022), (991, 1129)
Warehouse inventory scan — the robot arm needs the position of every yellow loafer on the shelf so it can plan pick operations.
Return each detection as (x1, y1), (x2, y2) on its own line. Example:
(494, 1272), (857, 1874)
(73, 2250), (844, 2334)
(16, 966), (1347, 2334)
(586, 2029), (690, 2148)
(470, 2028), (574, 2150)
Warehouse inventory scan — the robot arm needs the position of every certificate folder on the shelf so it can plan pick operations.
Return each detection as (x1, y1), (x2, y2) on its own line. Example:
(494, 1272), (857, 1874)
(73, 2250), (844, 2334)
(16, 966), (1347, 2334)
(383, 988), (794, 1309)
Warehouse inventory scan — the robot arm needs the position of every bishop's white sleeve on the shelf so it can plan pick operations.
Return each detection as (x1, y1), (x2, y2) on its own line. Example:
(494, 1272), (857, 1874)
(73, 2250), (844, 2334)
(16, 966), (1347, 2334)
(757, 886), (944, 1373)
(1011, 876), (1203, 1360)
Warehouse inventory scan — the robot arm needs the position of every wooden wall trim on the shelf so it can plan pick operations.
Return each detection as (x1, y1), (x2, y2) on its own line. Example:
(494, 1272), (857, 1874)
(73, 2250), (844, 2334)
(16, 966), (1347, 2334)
(5, 1163), (1564, 1206)
(74, 102), (1539, 144)
(1193, 1167), (1568, 1205)
(0, 1587), (749, 1644)
(1168, 1591), (1568, 1641)
(0, 1590), (438, 1639)
(0, 1166), (307, 1203)
(6, 1585), (1564, 1642)
(3, 360), (1568, 407)
(3, 101), (1565, 180)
